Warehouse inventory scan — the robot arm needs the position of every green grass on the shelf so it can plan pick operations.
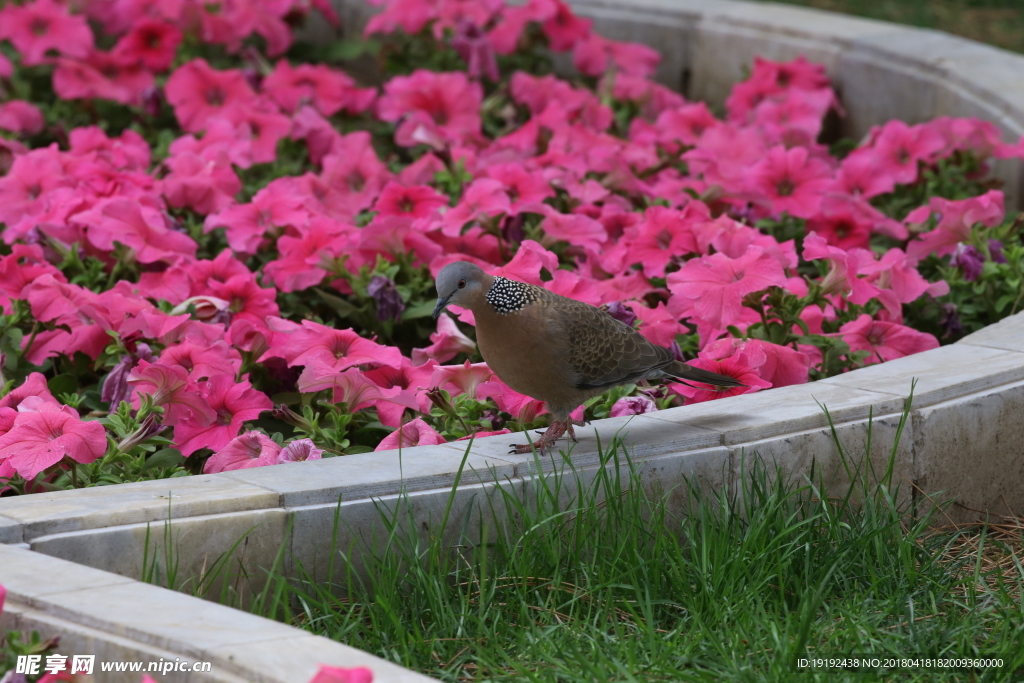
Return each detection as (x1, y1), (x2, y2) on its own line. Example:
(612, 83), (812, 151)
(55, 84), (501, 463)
(761, 0), (1024, 54)
(232, 407), (1024, 682)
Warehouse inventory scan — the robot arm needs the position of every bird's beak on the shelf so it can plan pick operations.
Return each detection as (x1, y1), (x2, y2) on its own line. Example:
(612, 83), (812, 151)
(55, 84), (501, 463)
(432, 295), (451, 320)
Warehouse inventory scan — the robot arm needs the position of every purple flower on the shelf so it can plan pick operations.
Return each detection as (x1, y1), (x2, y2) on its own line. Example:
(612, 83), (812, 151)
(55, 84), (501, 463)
(988, 239), (1007, 264)
(367, 275), (405, 322)
(610, 395), (657, 417)
(277, 438), (324, 464)
(950, 244), (984, 281)
(940, 303), (963, 338)
(101, 343), (154, 410)
(450, 20), (499, 82)
(603, 301), (638, 328)
(669, 340), (685, 363)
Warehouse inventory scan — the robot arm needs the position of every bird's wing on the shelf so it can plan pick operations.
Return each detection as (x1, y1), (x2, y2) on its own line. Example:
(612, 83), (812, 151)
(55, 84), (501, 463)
(554, 298), (674, 391)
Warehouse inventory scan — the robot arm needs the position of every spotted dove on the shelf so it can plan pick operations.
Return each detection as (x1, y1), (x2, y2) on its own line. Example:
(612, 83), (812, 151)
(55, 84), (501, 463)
(433, 261), (745, 454)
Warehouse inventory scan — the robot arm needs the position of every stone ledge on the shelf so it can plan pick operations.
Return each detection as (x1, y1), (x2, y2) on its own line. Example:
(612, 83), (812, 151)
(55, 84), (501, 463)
(0, 544), (434, 683)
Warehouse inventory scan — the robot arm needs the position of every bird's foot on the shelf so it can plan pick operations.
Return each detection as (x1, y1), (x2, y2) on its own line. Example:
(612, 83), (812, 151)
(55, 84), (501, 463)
(511, 420), (568, 454)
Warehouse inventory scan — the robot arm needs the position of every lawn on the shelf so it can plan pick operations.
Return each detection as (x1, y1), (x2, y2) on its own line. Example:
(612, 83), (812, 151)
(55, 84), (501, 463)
(765, 0), (1024, 54)
(240, 411), (1024, 682)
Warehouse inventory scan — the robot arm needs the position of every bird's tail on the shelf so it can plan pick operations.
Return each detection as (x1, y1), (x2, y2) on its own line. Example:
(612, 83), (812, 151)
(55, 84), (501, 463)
(664, 360), (746, 389)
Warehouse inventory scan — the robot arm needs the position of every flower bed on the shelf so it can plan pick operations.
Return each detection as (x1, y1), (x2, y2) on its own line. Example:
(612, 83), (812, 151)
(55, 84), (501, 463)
(0, 0), (1023, 493)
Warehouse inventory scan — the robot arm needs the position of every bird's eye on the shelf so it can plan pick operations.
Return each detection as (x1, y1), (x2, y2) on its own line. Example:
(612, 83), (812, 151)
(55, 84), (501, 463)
(457, 279), (466, 289)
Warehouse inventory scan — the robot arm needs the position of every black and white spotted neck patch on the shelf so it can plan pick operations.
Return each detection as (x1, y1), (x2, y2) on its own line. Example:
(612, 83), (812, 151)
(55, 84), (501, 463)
(486, 276), (537, 314)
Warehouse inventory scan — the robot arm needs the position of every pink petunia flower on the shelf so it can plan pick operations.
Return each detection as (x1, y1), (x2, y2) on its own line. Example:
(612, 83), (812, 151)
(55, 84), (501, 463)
(74, 197), (197, 264)
(111, 20), (182, 72)
(377, 70), (483, 148)
(840, 314), (939, 364)
(870, 120), (945, 185)
(172, 375), (272, 457)
(203, 431), (281, 473)
(430, 361), (494, 400)
(127, 361), (217, 427)
(412, 313), (476, 365)
(161, 150), (241, 215)
(477, 381), (547, 423)
(165, 59), (258, 133)
(375, 418), (446, 451)
(0, 373), (58, 411)
(263, 60), (376, 117)
(905, 190), (1005, 259)
(746, 145), (832, 218)
(204, 183), (310, 254)
(0, 0), (94, 66)
(610, 395), (657, 417)
(0, 101), (45, 136)
(308, 664), (374, 683)
(263, 319), (403, 372)
(277, 438), (324, 464)
(53, 50), (154, 105)
(669, 354), (771, 403)
(436, 178), (509, 237)
(701, 338), (811, 388)
(667, 245), (789, 336)
(0, 403), (107, 480)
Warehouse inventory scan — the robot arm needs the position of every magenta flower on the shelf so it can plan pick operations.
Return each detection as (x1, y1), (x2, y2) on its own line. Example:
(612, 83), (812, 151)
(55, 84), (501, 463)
(840, 314), (939, 364)
(127, 361), (216, 427)
(165, 59), (257, 133)
(450, 20), (500, 81)
(308, 666), (373, 683)
(161, 150), (242, 215)
(158, 339), (241, 380)
(203, 431), (282, 474)
(205, 183), (310, 254)
(0, 403), (107, 480)
(430, 361), (495, 400)
(702, 338), (811, 388)
(437, 178), (510, 237)
(74, 197), (197, 264)
(0, 373), (57, 411)
(263, 60), (376, 117)
(375, 418), (446, 451)
(610, 395), (657, 417)
(264, 319), (403, 372)
(870, 120), (945, 185)
(746, 145), (832, 218)
(622, 205), (699, 278)
(801, 232), (879, 305)
(377, 70), (483, 148)
(669, 355), (771, 404)
(0, 0), (94, 66)
(412, 313), (476, 365)
(477, 381), (547, 423)
(53, 50), (154, 105)
(0, 101), (45, 136)
(906, 190), (1005, 259)
(667, 245), (788, 335)
(277, 438), (324, 464)
(297, 364), (419, 425)
(172, 375), (272, 457)
(374, 182), (448, 219)
(111, 20), (182, 72)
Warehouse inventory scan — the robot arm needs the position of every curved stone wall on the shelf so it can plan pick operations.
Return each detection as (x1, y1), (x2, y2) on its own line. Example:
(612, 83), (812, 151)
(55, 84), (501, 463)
(4, 2), (1024, 681)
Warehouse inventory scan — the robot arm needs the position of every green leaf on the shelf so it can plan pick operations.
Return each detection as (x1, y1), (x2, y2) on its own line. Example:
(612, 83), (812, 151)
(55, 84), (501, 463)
(141, 448), (185, 473)
(402, 299), (438, 321)
(47, 373), (79, 397)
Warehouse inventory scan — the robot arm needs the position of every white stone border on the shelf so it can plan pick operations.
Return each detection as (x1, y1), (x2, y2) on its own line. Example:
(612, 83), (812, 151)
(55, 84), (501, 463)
(5, 1), (1024, 681)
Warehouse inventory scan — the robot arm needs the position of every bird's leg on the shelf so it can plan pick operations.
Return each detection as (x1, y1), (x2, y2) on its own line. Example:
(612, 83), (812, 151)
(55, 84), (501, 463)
(511, 419), (568, 454)
(567, 417), (585, 443)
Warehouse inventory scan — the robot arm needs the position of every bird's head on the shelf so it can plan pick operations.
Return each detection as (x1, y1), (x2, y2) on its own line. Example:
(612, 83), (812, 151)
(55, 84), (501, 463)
(433, 261), (490, 319)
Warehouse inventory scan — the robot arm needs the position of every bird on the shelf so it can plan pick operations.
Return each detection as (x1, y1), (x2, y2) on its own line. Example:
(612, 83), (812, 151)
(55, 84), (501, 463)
(432, 261), (745, 454)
